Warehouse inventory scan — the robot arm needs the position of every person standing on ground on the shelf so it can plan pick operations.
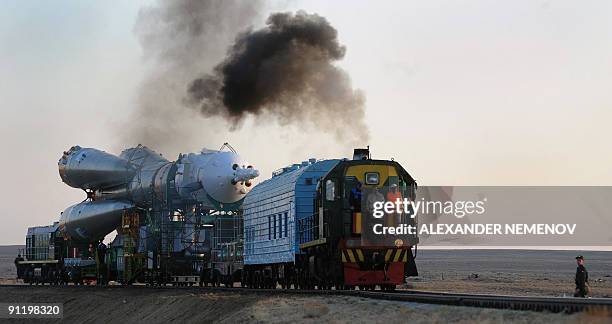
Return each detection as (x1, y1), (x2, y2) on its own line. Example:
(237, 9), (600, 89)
(574, 255), (589, 297)
(96, 242), (108, 285)
(14, 254), (24, 281)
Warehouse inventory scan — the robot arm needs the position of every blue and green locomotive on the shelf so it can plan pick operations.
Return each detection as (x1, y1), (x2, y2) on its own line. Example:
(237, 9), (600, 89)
(241, 148), (418, 290)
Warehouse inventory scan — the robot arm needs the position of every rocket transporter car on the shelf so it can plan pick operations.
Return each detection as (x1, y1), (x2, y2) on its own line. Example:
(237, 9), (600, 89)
(18, 146), (418, 290)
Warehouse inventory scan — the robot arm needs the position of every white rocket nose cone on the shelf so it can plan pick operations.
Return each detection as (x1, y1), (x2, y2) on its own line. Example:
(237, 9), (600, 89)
(199, 151), (258, 204)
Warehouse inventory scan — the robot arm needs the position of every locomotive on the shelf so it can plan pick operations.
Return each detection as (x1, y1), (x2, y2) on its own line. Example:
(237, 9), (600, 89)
(19, 222), (105, 285)
(240, 148), (418, 290)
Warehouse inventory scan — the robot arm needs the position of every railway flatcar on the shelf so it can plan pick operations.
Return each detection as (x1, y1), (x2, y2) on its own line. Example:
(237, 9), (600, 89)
(242, 148), (418, 290)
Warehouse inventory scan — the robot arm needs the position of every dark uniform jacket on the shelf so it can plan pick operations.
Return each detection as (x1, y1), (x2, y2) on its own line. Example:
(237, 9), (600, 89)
(575, 265), (589, 297)
(14, 257), (24, 277)
(575, 265), (588, 288)
(350, 187), (362, 212)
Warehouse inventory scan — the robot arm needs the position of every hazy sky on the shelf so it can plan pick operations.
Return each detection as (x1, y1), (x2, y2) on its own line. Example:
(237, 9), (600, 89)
(1, 0), (611, 244)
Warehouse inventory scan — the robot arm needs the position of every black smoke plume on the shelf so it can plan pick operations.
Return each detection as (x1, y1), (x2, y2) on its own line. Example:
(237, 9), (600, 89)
(187, 11), (369, 142)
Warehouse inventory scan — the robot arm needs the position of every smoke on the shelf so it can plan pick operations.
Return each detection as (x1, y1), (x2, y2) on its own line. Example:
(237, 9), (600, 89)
(187, 11), (369, 142)
(121, 0), (262, 155)
(123, 1), (368, 155)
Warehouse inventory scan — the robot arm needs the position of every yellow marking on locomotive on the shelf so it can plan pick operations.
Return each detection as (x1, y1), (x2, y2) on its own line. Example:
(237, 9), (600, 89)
(352, 212), (362, 234)
(385, 249), (394, 262)
(383, 249), (409, 263)
(355, 249), (364, 262)
(393, 250), (403, 262)
(346, 249), (356, 263)
(342, 249), (410, 263)
(345, 164), (399, 188)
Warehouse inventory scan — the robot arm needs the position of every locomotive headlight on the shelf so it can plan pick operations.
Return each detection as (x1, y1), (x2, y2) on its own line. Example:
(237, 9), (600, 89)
(365, 172), (379, 185)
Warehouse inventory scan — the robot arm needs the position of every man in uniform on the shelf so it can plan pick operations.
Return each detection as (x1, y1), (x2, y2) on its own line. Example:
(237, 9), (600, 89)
(14, 254), (24, 281)
(349, 182), (363, 212)
(574, 255), (589, 297)
(96, 242), (108, 285)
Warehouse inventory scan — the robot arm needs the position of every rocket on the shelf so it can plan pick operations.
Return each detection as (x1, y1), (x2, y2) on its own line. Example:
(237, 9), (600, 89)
(57, 144), (259, 241)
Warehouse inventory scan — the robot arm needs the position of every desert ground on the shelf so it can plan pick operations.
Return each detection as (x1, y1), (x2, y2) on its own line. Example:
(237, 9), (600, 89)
(0, 285), (609, 324)
(2, 247), (612, 322)
(406, 249), (612, 298)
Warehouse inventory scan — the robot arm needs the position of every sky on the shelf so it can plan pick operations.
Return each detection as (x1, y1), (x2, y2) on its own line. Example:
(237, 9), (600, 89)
(1, 0), (611, 244)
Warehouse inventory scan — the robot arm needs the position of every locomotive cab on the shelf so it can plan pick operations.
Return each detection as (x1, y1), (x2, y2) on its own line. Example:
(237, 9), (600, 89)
(303, 149), (419, 289)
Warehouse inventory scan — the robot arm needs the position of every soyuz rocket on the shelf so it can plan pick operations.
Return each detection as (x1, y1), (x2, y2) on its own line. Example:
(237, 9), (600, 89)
(57, 144), (259, 242)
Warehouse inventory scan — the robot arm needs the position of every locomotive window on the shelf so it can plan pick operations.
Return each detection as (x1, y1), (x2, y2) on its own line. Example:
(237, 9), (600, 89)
(325, 180), (335, 201)
(365, 172), (380, 185)
(273, 215), (277, 239)
(284, 212), (288, 238)
(278, 214), (282, 238)
(268, 216), (271, 240)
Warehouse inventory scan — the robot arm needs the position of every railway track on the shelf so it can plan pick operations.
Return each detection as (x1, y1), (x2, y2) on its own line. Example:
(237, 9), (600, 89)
(345, 290), (612, 314)
(3, 284), (611, 314)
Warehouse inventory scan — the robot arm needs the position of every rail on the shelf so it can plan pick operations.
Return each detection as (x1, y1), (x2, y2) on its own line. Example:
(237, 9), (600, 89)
(3, 285), (612, 314)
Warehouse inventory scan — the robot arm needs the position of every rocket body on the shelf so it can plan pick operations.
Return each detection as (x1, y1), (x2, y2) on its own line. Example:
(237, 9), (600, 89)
(57, 145), (258, 241)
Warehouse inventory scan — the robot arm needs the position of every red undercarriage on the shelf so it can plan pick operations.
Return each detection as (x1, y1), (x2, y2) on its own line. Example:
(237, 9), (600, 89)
(343, 262), (404, 286)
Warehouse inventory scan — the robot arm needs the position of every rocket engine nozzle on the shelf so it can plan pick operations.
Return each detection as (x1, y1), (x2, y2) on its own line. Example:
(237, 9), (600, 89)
(232, 167), (260, 184)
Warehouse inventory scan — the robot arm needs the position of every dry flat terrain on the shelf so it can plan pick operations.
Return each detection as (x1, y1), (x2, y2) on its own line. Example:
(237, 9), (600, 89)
(407, 249), (612, 297)
(0, 286), (609, 323)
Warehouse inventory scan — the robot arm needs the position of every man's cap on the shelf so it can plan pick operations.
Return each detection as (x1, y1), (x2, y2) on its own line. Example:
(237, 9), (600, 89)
(576, 255), (584, 260)
(390, 184), (398, 188)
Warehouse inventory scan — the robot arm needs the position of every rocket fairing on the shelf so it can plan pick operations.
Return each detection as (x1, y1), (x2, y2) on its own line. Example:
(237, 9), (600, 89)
(59, 146), (136, 190)
(57, 144), (259, 241)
